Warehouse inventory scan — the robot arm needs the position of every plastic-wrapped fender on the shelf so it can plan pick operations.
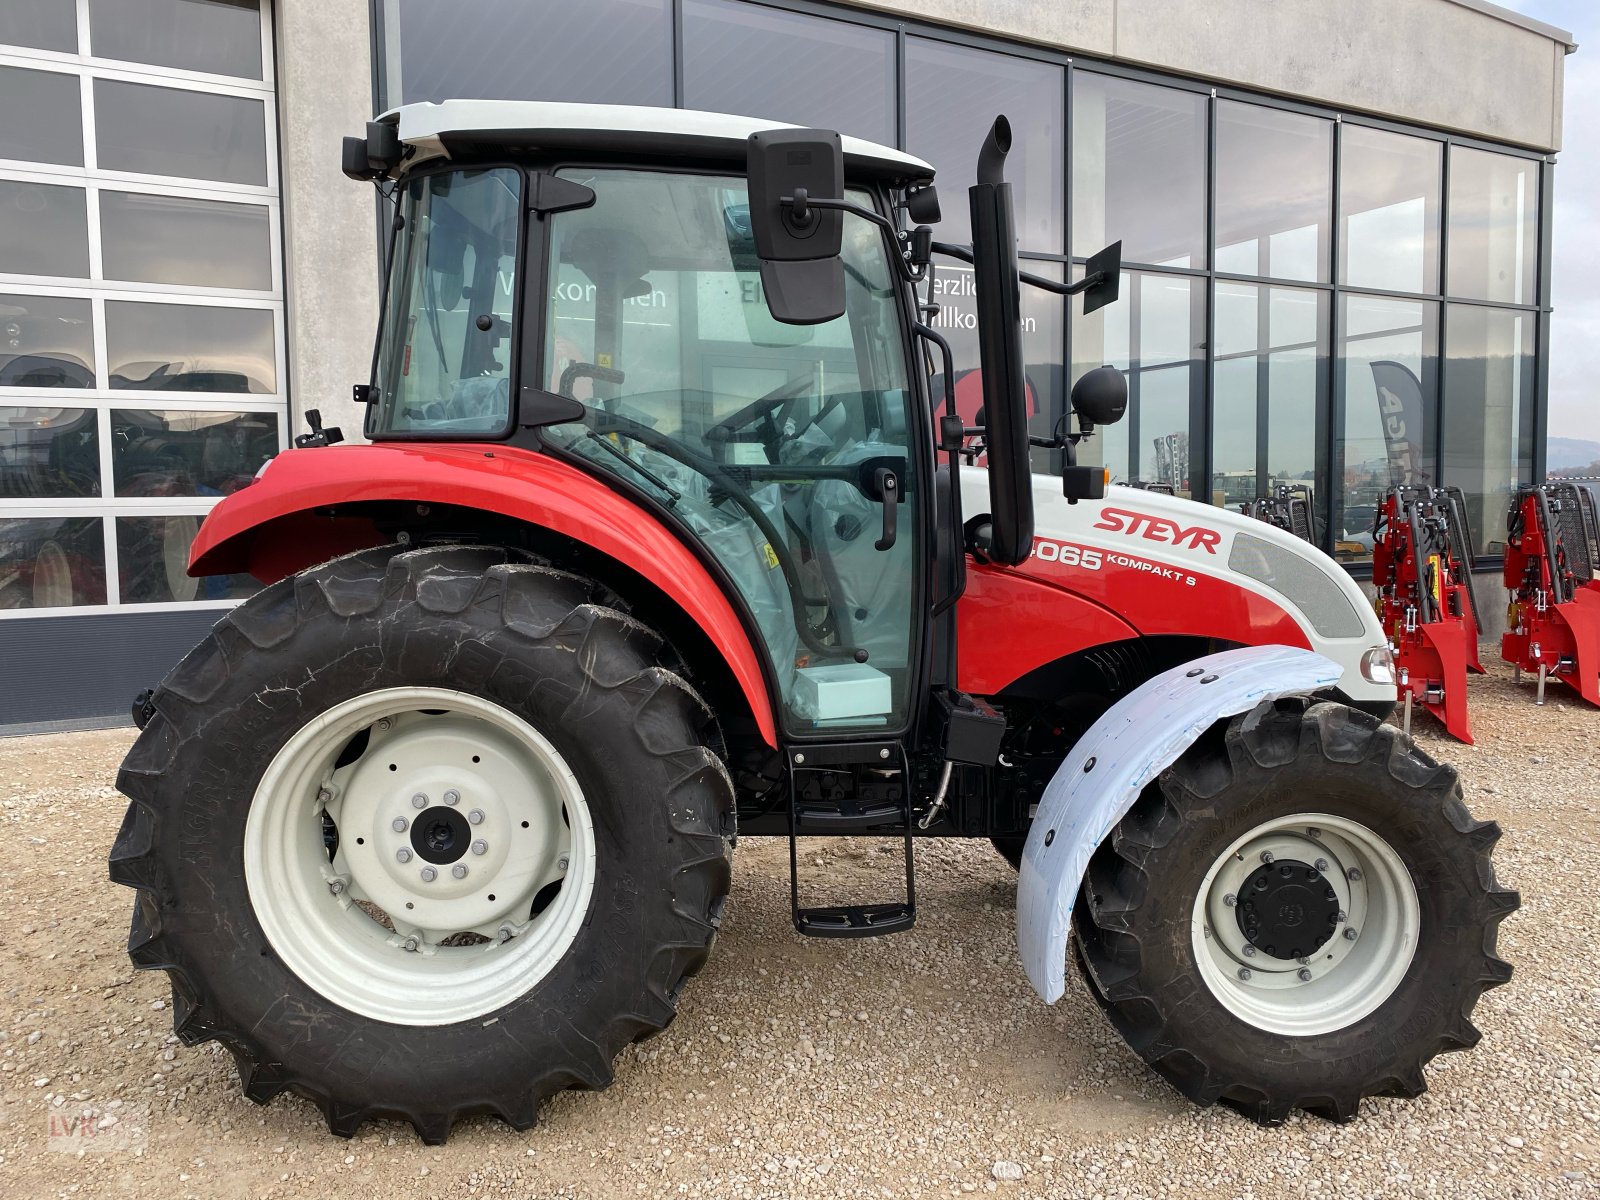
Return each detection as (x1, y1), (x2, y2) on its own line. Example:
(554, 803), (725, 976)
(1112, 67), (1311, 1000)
(1016, 645), (1344, 1004)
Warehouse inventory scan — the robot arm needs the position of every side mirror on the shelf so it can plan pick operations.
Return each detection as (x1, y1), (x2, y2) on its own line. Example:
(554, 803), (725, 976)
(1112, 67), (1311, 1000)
(905, 184), (941, 225)
(1079, 240), (1122, 316)
(746, 129), (846, 325)
(1071, 365), (1128, 428)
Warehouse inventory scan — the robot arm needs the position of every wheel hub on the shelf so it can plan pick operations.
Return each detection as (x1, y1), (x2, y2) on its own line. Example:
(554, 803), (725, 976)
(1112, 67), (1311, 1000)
(412, 806), (471, 864)
(1234, 859), (1340, 960)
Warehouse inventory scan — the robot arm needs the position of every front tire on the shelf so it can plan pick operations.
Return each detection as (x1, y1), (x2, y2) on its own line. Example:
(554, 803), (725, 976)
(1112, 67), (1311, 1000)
(109, 545), (734, 1142)
(1074, 698), (1517, 1125)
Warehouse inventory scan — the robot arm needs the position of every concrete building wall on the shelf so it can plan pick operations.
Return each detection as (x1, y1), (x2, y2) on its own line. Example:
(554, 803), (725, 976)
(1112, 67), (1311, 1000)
(844, 0), (1573, 152)
(274, 0), (379, 440)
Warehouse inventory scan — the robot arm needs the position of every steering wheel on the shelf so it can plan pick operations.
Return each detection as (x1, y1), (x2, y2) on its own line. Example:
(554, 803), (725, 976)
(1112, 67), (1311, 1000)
(581, 408), (834, 655)
(706, 374), (815, 462)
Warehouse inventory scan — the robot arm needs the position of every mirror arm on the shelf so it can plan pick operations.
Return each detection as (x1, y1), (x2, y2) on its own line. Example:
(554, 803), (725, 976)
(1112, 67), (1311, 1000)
(782, 194), (929, 283)
(929, 241), (1101, 297)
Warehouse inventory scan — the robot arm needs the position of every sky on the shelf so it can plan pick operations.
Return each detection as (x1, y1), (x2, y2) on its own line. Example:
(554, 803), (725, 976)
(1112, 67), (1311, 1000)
(1495, 0), (1595, 445)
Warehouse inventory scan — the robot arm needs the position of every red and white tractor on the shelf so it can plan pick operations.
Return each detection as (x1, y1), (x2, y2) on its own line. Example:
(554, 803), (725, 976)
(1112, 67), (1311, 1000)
(109, 101), (1516, 1142)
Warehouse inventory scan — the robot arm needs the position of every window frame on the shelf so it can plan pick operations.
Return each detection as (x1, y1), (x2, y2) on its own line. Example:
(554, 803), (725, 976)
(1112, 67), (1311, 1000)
(0, 0), (284, 620)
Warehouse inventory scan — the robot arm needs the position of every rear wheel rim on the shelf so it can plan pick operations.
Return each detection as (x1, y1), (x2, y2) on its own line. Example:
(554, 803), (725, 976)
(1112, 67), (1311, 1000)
(244, 686), (596, 1026)
(1191, 812), (1419, 1037)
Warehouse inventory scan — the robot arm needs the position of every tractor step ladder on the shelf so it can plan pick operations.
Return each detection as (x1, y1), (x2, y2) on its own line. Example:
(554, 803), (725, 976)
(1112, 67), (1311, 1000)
(786, 741), (915, 938)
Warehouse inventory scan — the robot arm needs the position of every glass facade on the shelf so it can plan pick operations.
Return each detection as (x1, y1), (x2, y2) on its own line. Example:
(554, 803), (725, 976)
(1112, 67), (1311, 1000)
(0, 0), (281, 616)
(369, 0), (1545, 574)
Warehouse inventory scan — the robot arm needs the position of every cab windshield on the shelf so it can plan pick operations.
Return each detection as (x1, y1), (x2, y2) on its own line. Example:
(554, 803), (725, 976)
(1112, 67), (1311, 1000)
(540, 168), (920, 735)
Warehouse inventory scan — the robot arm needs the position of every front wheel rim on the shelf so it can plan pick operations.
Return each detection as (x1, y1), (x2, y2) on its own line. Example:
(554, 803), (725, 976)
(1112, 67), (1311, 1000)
(244, 687), (597, 1026)
(1191, 812), (1420, 1037)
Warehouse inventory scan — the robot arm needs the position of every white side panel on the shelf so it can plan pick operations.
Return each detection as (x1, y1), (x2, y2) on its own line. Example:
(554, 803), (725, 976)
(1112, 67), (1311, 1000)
(1016, 644), (1343, 1004)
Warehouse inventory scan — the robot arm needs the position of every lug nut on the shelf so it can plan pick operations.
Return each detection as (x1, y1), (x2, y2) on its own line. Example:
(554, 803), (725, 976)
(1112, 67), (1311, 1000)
(1260, 851), (1274, 865)
(317, 787), (334, 805)
(396, 848), (412, 864)
(420, 866), (437, 882)
(328, 879), (345, 895)
(1347, 867), (1363, 881)
(411, 793), (428, 809)
(557, 855), (569, 872)
(377, 718), (393, 731)
(392, 817), (408, 832)
(468, 809), (485, 825)
(1238, 968), (1252, 981)
(1242, 945), (1256, 958)
(452, 864), (468, 879)
(472, 840), (488, 856)
(1307, 827), (1321, 839)
(444, 789), (460, 805)
(1297, 968), (1313, 982)
(1344, 927), (1359, 941)
(1314, 858), (1329, 872)
(1223, 893), (1237, 907)
(401, 936), (418, 952)
(1297, 956), (1309, 965)
(497, 926), (514, 944)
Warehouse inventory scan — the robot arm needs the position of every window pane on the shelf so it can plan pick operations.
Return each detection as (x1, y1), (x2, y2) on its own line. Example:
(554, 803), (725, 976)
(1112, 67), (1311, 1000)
(1339, 125), (1441, 294)
(111, 408), (278, 498)
(905, 39), (1063, 252)
(0, 180), (89, 278)
(1074, 272), (1201, 493)
(89, 0), (262, 79)
(388, 0), (671, 106)
(1443, 306), (1533, 556)
(1447, 147), (1538, 305)
(683, 0), (894, 143)
(0, 67), (83, 167)
(0, 294), (95, 388)
(116, 515), (256, 603)
(1073, 73), (1206, 268)
(101, 191), (272, 290)
(0, 407), (99, 498)
(106, 301), (275, 393)
(1335, 294), (1439, 562)
(1215, 102), (1332, 283)
(1211, 284), (1327, 519)
(372, 168), (520, 435)
(0, 0), (77, 53)
(0, 516), (105, 609)
(95, 80), (267, 186)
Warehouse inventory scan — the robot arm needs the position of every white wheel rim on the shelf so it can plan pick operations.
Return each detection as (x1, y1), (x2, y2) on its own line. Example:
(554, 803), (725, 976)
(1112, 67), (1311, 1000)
(1191, 812), (1419, 1037)
(244, 687), (596, 1026)
(163, 517), (199, 602)
(32, 541), (72, 607)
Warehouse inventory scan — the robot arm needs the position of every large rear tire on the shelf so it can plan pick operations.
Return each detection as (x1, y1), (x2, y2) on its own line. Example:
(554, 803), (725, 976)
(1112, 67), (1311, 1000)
(109, 545), (734, 1143)
(1073, 697), (1517, 1125)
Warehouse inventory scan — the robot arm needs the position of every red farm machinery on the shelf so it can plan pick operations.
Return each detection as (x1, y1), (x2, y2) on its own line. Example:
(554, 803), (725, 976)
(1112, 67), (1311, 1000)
(107, 101), (1516, 1143)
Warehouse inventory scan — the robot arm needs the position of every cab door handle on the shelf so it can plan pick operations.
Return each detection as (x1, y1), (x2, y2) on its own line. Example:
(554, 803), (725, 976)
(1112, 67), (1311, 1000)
(873, 467), (900, 551)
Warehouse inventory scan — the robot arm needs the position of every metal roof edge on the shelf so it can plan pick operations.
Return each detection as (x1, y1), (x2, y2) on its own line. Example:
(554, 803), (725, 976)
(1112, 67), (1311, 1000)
(1442, 0), (1577, 52)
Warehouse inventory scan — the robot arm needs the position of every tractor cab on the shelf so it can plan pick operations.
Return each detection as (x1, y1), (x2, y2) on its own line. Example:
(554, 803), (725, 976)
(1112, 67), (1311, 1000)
(342, 102), (1120, 746)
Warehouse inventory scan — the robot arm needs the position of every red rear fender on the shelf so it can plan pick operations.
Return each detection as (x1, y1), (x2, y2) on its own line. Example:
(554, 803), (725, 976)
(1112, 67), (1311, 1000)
(191, 443), (778, 746)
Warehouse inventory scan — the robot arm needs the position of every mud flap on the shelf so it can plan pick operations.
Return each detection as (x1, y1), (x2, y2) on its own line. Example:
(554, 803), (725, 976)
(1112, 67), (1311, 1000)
(1417, 620), (1475, 743)
(1015, 645), (1343, 1005)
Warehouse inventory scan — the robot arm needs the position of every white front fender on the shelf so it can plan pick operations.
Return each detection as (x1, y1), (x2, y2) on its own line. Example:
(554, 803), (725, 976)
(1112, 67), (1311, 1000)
(1016, 645), (1344, 1004)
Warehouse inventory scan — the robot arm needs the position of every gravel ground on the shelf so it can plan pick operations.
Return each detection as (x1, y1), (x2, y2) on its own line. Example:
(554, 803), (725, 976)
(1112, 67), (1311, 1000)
(1, 656), (1597, 1199)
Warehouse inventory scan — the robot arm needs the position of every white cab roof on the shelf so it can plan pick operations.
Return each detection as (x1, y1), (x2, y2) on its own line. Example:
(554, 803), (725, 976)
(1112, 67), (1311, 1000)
(385, 100), (936, 184)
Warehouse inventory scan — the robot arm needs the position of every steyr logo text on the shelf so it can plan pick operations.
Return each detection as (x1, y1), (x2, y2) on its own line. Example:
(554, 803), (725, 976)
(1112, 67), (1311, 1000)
(1092, 507), (1222, 554)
